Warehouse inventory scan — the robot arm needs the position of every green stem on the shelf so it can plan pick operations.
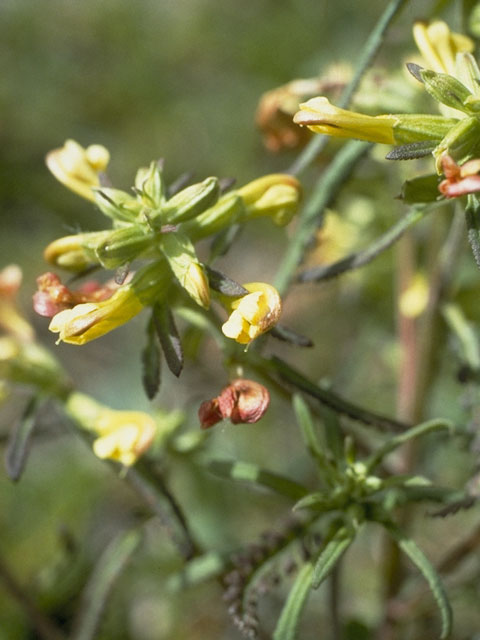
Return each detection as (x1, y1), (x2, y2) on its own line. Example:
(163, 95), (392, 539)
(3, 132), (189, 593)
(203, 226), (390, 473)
(288, 0), (409, 177)
(297, 206), (431, 283)
(465, 193), (480, 269)
(275, 140), (370, 294)
(252, 354), (409, 432)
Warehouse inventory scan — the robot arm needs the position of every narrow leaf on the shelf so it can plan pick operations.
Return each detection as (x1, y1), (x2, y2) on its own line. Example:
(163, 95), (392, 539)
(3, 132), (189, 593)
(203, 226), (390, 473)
(312, 528), (354, 589)
(297, 206), (430, 283)
(273, 562), (314, 640)
(207, 459), (308, 500)
(72, 529), (142, 640)
(270, 325), (314, 347)
(209, 223), (242, 261)
(153, 303), (184, 378)
(365, 418), (453, 472)
(5, 395), (41, 482)
(292, 491), (332, 513)
(386, 524), (452, 639)
(465, 193), (480, 269)
(204, 266), (248, 296)
(141, 317), (161, 399)
(386, 140), (437, 161)
(292, 394), (335, 481)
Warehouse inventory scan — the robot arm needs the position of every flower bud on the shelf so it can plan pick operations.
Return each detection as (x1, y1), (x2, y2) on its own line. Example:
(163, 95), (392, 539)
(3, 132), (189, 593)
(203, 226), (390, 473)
(433, 115), (480, 170)
(93, 188), (142, 224)
(221, 282), (281, 345)
(135, 161), (166, 208)
(44, 233), (109, 271)
(199, 379), (270, 429)
(415, 67), (473, 114)
(160, 177), (220, 225)
(179, 192), (246, 241)
(46, 139), (110, 201)
(438, 154), (480, 197)
(237, 174), (302, 226)
(94, 226), (154, 268)
(33, 272), (118, 318)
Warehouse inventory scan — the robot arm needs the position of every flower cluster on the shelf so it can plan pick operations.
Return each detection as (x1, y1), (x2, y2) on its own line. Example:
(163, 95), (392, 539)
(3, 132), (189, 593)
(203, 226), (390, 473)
(293, 21), (480, 198)
(38, 141), (301, 349)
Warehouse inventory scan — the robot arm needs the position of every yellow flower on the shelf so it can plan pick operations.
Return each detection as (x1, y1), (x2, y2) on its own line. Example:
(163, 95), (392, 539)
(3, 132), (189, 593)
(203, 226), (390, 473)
(221, 282), (281, 345)
(293, 97), (397, 144)
(92, 410), (156, 466)
(46, 139), (110, 201)
(44, 233), (108, 271)
(66, 392), (156, 466)
(48, 262), (169, 345)
(413, 21), (474, 76)
(48, 286), (144, 345)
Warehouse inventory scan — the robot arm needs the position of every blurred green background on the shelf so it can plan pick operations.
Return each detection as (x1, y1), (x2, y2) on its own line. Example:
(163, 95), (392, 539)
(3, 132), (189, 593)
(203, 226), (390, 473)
(3, 1), (480, 639)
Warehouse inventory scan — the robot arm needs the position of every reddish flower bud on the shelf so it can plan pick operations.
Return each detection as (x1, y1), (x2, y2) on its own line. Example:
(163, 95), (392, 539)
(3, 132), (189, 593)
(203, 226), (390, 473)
(439, 154), (480, 197)
(33, 272), (118, 318)
(199, 379), (270, 429)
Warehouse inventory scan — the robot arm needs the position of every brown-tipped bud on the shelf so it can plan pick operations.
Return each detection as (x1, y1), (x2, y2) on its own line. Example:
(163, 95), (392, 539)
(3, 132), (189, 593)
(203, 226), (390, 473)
(199, 379), (270, 429)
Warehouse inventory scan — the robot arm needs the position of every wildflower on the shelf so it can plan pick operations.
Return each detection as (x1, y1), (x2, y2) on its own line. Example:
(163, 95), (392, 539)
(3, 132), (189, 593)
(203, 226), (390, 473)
(48, 261), (169, 345)
(46, 139), (110, 202)
(293, 97), (455, 146)
(413, 21), (474, 76)
(33, 272), (119, 318)
(438, 154), (480, 197)
(221, 282), (281, 345)
(66, 393), (156, 466)
(199, 379), (270, 429)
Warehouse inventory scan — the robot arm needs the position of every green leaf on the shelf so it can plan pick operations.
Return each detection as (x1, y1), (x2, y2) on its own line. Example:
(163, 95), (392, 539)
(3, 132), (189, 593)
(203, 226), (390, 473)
(209, 223), (242, 261)
(204, 266), (248, 296)
(206, 459), (308, 500)
(365, 418), (454, 472)
(153, 303), (183, 378)
(292, 394), (335, 482)
(465, 193), (480, 269)
(5, 395), (41, 482)
(386, 141), (437, 161)
(273, 562), (314, 640)
(270, 325), (313, 347)
(160, 231), (209, 307)
(141, 316), (161, 399)
(72, 528), (142, 640)
(399, 174), (442, 203)
(311, 527), (354, 589)
(292, 491), (333, 513)
(386, 524), (452, 639)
